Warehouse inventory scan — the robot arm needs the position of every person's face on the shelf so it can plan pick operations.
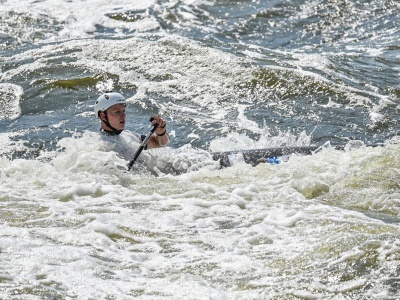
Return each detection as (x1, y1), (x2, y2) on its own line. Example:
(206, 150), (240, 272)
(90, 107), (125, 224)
(101, 103), (126, 131)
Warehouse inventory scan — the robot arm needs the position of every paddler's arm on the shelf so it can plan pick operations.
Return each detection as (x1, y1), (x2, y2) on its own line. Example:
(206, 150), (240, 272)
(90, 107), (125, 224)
(147, 114), (170, 149)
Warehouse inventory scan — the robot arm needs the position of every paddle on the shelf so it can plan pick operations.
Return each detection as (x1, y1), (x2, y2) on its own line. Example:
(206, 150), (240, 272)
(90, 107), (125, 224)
(127, 117), (157, 171)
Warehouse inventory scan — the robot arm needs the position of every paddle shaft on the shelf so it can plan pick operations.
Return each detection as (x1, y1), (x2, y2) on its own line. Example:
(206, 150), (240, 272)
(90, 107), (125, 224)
(127, 121), (158, 171)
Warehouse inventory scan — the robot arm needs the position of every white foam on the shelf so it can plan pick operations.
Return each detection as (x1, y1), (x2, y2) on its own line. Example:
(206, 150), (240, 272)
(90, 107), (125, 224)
(0, 136), (399, 298)
(0, 83), (23, 121)
(0, 0), (158, 41)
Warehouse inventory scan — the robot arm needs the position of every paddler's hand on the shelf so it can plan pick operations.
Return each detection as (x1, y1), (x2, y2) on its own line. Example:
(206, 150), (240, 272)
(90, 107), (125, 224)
(151, 114), (167, 136)
(147, 114), (170, 148)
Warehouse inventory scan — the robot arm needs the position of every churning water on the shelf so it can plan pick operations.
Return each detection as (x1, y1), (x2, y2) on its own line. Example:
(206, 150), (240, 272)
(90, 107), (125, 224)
(0, 0), (399, 299)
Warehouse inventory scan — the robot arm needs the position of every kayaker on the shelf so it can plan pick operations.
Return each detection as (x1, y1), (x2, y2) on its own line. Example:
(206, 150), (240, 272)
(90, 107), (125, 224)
(94, 91), (169, 153)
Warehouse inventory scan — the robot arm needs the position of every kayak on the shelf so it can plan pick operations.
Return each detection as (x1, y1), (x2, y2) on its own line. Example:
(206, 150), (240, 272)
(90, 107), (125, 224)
(211, 145), (347, 168)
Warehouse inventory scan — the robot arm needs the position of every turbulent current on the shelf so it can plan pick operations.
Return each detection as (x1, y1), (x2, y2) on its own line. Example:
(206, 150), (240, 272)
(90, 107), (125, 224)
(0, 0), (399, 299)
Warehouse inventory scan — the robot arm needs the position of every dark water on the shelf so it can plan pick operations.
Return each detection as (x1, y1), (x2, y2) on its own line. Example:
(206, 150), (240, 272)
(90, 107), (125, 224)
(1, 0), (399, 156)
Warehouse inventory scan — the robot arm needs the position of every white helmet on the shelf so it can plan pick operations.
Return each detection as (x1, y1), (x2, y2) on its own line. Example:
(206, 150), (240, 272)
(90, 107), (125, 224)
(94, 92), (126, 117)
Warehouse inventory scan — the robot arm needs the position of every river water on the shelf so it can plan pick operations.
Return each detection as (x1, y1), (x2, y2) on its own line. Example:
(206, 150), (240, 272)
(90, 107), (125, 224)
(0, 0), (399, 299)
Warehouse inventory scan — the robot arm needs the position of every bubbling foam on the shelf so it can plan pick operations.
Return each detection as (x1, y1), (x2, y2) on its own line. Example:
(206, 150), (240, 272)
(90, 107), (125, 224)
(0, 83), (23, 121)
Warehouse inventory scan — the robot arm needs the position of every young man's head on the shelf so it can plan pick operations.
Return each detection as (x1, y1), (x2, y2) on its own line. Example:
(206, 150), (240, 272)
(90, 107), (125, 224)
(94, 92), (126, 134)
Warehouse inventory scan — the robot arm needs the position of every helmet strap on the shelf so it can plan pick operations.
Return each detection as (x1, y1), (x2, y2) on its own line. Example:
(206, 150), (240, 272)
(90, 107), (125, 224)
(101, 111), (123, 135)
